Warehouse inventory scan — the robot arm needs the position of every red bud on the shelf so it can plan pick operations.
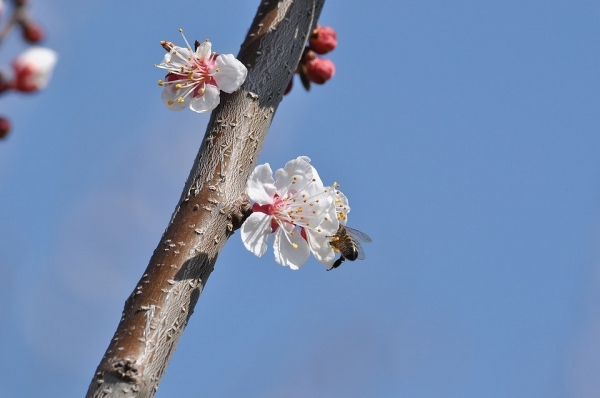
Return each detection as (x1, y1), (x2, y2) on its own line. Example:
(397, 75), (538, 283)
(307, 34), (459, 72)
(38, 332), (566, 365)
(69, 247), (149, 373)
(309, 25), (337, 55)
(284, 77), (293, 95)
(0, 118), (11, 139)
(305, 57), (335, 85)
(22, 23), (45, 43)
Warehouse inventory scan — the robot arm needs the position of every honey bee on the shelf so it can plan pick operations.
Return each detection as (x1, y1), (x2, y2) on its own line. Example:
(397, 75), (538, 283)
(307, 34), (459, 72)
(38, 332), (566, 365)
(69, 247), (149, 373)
(329, 225), (372, 269)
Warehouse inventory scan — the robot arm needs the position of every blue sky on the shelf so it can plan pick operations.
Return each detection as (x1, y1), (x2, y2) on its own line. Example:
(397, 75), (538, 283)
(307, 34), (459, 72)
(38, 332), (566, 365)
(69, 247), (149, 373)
(1, 0), (599, 397)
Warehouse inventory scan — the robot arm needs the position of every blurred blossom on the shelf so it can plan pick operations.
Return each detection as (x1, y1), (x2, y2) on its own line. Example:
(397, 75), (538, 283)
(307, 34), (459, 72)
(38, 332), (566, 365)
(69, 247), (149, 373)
(12, 47), (58, 92)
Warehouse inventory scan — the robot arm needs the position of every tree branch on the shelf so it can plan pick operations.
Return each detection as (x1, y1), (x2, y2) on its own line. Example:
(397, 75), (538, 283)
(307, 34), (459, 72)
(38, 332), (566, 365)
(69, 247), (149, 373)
(86, 1), (325, 397)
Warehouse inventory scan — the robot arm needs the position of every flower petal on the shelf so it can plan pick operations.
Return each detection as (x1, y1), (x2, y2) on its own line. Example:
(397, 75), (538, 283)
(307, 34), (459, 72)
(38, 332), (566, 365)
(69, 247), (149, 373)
(333, 188), (351, 225)
(213, 54), (248, 93)
(189, 84), (220, 113)
(306, 228), (336, 267)
(195, 40), (212, 61)
(241, 212), (272, 257)
(161, 84), (191, 111)
(274, 156), (316, 193)
(247, 163), (276, 205)
(273, 228), (310, 270)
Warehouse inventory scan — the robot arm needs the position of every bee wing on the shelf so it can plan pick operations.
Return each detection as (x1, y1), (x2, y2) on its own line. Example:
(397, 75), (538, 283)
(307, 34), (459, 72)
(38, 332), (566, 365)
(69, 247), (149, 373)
(354, 239), (366, 261)
(345, 227), (372, 243)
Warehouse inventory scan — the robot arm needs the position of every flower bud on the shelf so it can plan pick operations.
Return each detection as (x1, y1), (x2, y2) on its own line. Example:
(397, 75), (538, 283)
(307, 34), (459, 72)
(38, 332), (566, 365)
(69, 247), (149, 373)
(0, 117), (11, 139)
(12, 47), (58, 92)
(284, 77), (293, 95)
(22, 22), (45, 43)
(309, 25), (337, 55)
(305, 56), (335, 85)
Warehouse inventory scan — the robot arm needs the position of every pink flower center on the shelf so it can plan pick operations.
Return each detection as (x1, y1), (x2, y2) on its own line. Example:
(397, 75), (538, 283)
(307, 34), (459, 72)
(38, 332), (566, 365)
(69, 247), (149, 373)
(164, 52), (219, 98)
(252, 196), (310, 242)
(252, 202), (280, 232)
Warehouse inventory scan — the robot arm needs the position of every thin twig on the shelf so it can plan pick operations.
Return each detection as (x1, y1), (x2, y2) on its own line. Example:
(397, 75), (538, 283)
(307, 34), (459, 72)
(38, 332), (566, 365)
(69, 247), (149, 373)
(0, 3), (27, 47)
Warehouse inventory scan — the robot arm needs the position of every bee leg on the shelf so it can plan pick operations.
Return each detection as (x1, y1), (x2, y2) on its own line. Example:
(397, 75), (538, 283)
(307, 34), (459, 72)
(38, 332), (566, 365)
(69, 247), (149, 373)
(331, 257), (345, 269)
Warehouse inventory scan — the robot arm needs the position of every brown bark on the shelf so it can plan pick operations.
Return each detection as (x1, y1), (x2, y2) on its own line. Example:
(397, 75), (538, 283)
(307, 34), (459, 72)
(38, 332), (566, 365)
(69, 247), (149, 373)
(86, 1), (325, 397)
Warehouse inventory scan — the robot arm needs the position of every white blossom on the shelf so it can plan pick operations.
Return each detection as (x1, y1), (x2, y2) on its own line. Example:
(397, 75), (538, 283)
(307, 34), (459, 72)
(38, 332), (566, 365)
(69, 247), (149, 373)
(155, 30), (247, 113)
(12, 47), (58, 92)
(241, 156), (339, 270)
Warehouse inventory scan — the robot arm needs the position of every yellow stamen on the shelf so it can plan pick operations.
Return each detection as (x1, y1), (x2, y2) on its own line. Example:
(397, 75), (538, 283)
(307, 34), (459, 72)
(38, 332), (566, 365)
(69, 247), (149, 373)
(158, 80), (164, 86)
(177, 97), (184, 103)
(292, 243), (298, 249)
